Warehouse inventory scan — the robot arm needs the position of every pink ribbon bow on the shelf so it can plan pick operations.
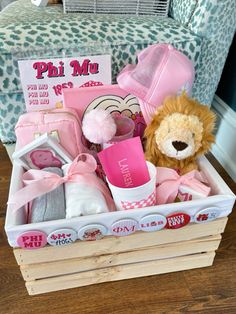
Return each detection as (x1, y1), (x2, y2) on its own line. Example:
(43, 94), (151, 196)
(8, 153), (115, 212)
(156, 167), (210, 205)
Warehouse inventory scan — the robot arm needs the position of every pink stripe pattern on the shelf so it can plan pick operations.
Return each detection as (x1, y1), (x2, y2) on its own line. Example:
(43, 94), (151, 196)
(121, 191), (156, 210)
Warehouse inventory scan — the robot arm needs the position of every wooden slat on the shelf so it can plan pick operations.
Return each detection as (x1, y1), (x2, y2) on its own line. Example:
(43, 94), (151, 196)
(14, 218), (227, 265)
(25, 252), (215, 295)
(20, 235), (221, 281)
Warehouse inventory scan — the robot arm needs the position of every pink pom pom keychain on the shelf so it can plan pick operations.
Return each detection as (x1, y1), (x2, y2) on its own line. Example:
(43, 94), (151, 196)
(82, 109), (117, 144)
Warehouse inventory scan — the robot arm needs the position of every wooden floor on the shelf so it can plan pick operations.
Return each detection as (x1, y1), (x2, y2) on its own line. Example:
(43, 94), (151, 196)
(0, 143), (236, 314)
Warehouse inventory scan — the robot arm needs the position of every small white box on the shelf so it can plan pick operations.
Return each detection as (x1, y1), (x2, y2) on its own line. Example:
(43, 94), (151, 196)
(12, 133), (73, 170)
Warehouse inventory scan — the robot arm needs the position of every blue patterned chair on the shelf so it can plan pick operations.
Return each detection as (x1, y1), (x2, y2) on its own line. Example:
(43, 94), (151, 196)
(0, 0), (235, 146)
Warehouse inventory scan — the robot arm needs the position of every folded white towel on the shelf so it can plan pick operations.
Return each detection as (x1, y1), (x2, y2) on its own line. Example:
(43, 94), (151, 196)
(62, 163), (109, 218)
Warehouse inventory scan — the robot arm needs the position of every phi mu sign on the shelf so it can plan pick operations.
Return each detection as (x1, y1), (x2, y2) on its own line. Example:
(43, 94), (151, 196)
(18, 55), (111, 112)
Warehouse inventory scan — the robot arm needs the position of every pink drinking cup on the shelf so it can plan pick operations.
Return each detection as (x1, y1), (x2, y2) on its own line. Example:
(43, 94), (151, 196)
(102, 115), (135, 149)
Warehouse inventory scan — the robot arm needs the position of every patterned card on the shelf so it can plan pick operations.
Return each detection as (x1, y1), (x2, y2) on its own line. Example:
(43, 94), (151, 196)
(18, 54), (112, 111)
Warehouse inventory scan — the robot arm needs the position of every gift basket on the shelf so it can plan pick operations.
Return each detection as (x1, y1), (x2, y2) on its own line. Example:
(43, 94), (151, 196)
(5, 44), (235, 295)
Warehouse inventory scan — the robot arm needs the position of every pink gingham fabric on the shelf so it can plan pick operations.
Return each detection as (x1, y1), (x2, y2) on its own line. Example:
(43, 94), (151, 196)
(121, 191), (156, 210)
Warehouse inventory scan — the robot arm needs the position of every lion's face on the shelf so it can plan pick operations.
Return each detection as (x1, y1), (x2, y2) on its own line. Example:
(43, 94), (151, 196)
(154, 112), (203, 160)
(144, 94), (216, 173)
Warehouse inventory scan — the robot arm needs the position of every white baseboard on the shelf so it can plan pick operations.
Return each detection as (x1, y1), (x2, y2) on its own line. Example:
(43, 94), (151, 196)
(211, 95), (236, 181)
(3, 143), (15, 163)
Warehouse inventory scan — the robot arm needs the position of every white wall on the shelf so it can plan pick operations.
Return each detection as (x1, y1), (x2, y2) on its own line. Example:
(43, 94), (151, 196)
(211, 95), (236, 181)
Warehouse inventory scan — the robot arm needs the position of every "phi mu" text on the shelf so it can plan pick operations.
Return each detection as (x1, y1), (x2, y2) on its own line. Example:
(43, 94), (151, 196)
(33, 59), (99, 79)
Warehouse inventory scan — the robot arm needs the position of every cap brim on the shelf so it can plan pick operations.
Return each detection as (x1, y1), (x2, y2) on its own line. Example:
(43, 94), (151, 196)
(138, 98), (160, 125)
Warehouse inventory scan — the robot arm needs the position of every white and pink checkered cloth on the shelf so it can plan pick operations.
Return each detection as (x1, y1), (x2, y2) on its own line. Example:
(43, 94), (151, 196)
(121, 191), (156, 210)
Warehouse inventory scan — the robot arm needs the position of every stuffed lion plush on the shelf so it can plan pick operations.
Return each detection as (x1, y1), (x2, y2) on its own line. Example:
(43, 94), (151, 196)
(144, 93), (216, 175)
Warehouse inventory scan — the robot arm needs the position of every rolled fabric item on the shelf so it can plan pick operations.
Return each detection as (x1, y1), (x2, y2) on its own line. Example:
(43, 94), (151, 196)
(30, 167), (66, 223)
(62, 163), (109, 218)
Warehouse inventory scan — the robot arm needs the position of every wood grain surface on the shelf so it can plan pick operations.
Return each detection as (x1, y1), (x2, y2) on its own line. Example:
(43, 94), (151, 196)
(0, 145), (236, 314)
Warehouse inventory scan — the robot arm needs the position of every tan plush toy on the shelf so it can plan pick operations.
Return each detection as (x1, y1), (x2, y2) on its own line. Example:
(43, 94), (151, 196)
(144, 93), (216, 175)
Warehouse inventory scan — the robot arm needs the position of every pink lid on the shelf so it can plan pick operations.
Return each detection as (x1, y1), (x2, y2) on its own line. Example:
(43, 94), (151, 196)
(117, 44), (195, 124)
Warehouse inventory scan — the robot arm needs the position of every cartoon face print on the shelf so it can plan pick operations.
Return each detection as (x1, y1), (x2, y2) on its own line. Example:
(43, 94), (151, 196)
(84, 94), (146, 137)
(30, 150), (62, 169)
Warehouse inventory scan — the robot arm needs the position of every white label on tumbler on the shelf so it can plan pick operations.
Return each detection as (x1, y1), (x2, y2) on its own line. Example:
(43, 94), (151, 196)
(47, 228), (77, 246)
(107, 161), (157, 211)
(139, 214), (167, 232)
(111, 219), (138, 236)
(194, 207), (220, 223)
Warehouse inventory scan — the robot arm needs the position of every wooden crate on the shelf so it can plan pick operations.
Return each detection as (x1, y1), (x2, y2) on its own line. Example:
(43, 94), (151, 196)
(13, 217), (227, 295)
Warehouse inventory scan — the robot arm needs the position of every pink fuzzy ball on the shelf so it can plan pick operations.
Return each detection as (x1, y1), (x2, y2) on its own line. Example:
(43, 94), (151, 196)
(82, 109), (117, 144)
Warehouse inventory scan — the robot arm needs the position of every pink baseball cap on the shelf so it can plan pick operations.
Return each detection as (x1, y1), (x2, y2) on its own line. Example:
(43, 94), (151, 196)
(117, 44), (195, 124)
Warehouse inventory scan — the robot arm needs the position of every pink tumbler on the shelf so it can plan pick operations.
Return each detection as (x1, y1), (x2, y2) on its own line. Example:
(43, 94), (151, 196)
(102, 115), (135, 149)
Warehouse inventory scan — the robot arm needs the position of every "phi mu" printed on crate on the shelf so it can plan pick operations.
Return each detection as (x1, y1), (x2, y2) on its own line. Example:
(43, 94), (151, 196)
(17, 230), (48, 249)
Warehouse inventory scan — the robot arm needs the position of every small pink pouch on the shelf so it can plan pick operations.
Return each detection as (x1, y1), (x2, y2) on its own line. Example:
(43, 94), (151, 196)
(117, 43), (195, 124)
(98, 137), (150, 188)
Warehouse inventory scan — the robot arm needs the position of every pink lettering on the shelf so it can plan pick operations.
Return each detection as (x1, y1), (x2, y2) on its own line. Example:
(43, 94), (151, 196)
(58, 61), (65, 77)
(89, 62), (99, 74)
(33, 61), (65, 79)
(28, 92), (38, 98)
(168, 215), (184, 227)
(197, 214), (209, 221)
(112, 227), (123, 233)
(34, 242), (42, 247)
(151, 221), (157, 226)
(22, 236), (29, 242)
(40, 99), (49, 105)
(124, 225), (135, 232)
(30, 235), (42, 242)
(33, 62), (48, 79)
(27, 84), (37, 90)
(39, 91), (49, 97)
(70, 59), (90, 76)
(29, 100), (39, 105)
(47, 62), (59, 78)
(118, 159), (134, 187)
(24, 242), (33, 248)
(38, 84), (48, 90)
(141, 221), (160, 229)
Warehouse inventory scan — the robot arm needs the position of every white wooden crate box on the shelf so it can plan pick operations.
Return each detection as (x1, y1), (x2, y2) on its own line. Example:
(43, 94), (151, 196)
(5, 156), (235, 247)
(4, 156), (235, 295)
